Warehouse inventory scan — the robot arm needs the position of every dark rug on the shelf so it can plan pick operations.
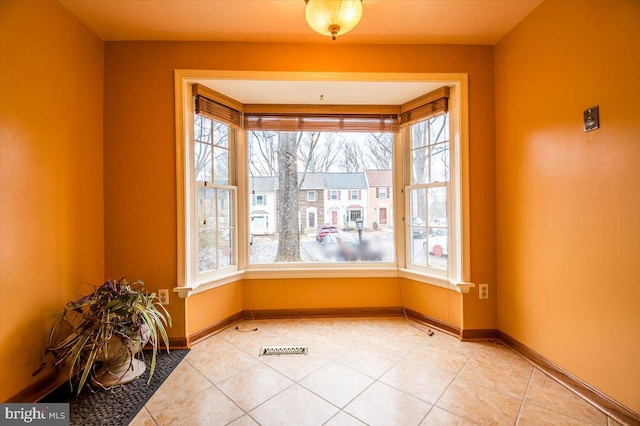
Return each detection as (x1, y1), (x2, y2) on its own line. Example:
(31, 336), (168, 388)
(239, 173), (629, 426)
(40, 349), (189, 426)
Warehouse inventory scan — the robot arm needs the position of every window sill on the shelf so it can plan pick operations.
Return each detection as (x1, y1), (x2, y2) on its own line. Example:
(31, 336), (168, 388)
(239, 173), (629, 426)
(173, 271), (243, 298)
(243, 264), (399, 280)
(174, 265), (473, 299)
(398, 268), (475, 293)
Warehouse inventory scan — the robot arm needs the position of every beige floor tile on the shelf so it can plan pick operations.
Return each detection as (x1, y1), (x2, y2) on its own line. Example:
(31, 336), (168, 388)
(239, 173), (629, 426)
(227, 414), (260, 426)
(420, 407), (478, 425)
(250, 384), (339, 426)
(225, 329), (306, 356)
(306, 335), (352, 360)
(456, 345), (533, 398)
(262, 353), (330, 381)
(145, 361), (212, 417)
(299, 361), (374, 408)
(152, 386), (244, 426)
(524, 370), (607, 425)
(406, 344), (472, 375)
(430, 332), (481, 356)
(217, 323), (273, 348)
(129, 408), (156, 426)
(186, 335), (236, 363)
(354, 331), (422, 358)
(217, 363), (293, 411)
(379, 357), (455, 404)
(188, 347), (260, 384)
(334, 343), (400, 379)
(344, 381), (432, 426)
(437, 379), (522, 425)
(324, 411), (367, 426)
(518, 402), (593, 425)
(142, 318), (607, 426)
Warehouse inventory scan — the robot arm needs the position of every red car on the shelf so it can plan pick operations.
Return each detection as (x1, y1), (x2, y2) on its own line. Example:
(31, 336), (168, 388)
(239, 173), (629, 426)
(316, 225), (338, 242)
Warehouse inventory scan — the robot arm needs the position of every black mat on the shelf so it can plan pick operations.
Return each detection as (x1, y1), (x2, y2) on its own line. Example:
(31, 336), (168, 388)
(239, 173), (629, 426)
(40, 349), (189, 426)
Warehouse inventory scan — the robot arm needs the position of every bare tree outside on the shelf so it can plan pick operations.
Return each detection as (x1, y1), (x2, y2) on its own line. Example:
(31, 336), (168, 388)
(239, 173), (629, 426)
(249, 131), (278, 176)
(365, 133), (393, 169)
(275, 132), (302, 261)
(298, 132), (341, 173)
(340, 138), (365, 172)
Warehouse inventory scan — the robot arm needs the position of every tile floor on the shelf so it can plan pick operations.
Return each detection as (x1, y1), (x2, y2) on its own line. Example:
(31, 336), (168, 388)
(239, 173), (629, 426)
(130, 317), (618, 426)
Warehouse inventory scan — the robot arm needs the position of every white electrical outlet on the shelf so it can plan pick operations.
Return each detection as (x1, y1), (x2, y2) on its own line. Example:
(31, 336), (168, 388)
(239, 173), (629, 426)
(158, 289), (170, 305)
(479, 284), (489, 300)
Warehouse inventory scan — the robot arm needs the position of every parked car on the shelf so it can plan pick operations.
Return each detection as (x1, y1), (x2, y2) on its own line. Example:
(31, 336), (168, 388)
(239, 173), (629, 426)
(428, 217), (448, 235)
(412, 217), (426, 238)
(424, 228), (448, 257)
(316, 225), (338, 242)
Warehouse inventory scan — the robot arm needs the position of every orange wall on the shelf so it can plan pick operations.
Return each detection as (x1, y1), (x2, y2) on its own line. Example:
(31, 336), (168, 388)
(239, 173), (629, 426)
(103, 41), (497, 337)
(244, 278), (401, 311)
(0, 1), (104, 401)
(495, 0), (640, 412)
(400, 279), (462, 329)
(186, 281), (244, 337)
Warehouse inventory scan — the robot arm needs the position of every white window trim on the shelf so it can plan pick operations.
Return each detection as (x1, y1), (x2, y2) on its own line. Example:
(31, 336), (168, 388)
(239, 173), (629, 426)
(307, 190), (317, 202)
(174, 70), (471, 298)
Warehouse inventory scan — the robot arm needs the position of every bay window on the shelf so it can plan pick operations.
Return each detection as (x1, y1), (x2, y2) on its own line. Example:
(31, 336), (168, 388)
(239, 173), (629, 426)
(177, 75), (467, 294)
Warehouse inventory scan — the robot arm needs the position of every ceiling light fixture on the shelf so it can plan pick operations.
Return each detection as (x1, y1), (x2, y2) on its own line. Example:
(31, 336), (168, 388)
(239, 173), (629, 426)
(304, 0), (363, 41)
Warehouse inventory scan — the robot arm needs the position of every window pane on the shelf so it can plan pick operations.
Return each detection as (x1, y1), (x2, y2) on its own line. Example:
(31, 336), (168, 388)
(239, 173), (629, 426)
(429, 143), (449, 183)
(195, 115), (212, 143)
(217, 189), (232, 227)
(428, 187), (447, 224)
(218, 229), (232, 268)
(409, 188), (427, 243)
(411, 147), (429, 185)
(198, 187), (216, 228)
(409, 232), (426, 265)
(213, 147), (229, 185)
(194, 142), (212, 182)
(411, 121), (428, 149)
(249, 131), (394, 264)
(426, 227), (448, 270)
(213, 121), (229, 148)
(429, 114), (449, 144)
(198, 229), (216, 272)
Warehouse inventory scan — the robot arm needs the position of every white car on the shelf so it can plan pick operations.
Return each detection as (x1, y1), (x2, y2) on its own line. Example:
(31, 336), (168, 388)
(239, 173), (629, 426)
(428, 217), (447, 235)
(424, 228), (448, 257)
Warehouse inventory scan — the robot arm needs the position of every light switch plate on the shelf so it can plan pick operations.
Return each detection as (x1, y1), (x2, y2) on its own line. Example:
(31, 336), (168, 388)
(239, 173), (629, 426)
(584, 106), (599, 132)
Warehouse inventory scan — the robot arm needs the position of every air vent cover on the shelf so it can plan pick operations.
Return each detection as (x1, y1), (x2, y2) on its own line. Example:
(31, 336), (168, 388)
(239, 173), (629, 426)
(259, 345), (308, 356)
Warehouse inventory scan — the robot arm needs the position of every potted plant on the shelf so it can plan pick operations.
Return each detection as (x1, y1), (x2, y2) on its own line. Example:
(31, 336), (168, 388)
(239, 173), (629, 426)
(34, 278), (171, 395)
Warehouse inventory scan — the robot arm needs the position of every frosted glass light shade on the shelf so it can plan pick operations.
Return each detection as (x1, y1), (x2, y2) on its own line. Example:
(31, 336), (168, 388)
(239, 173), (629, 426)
(305, 0), (363, 40)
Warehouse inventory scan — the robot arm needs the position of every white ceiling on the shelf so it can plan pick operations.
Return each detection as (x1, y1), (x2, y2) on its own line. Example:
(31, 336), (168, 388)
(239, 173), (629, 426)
(196, 79), (445, 105)
(59, 0), (542, 105)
